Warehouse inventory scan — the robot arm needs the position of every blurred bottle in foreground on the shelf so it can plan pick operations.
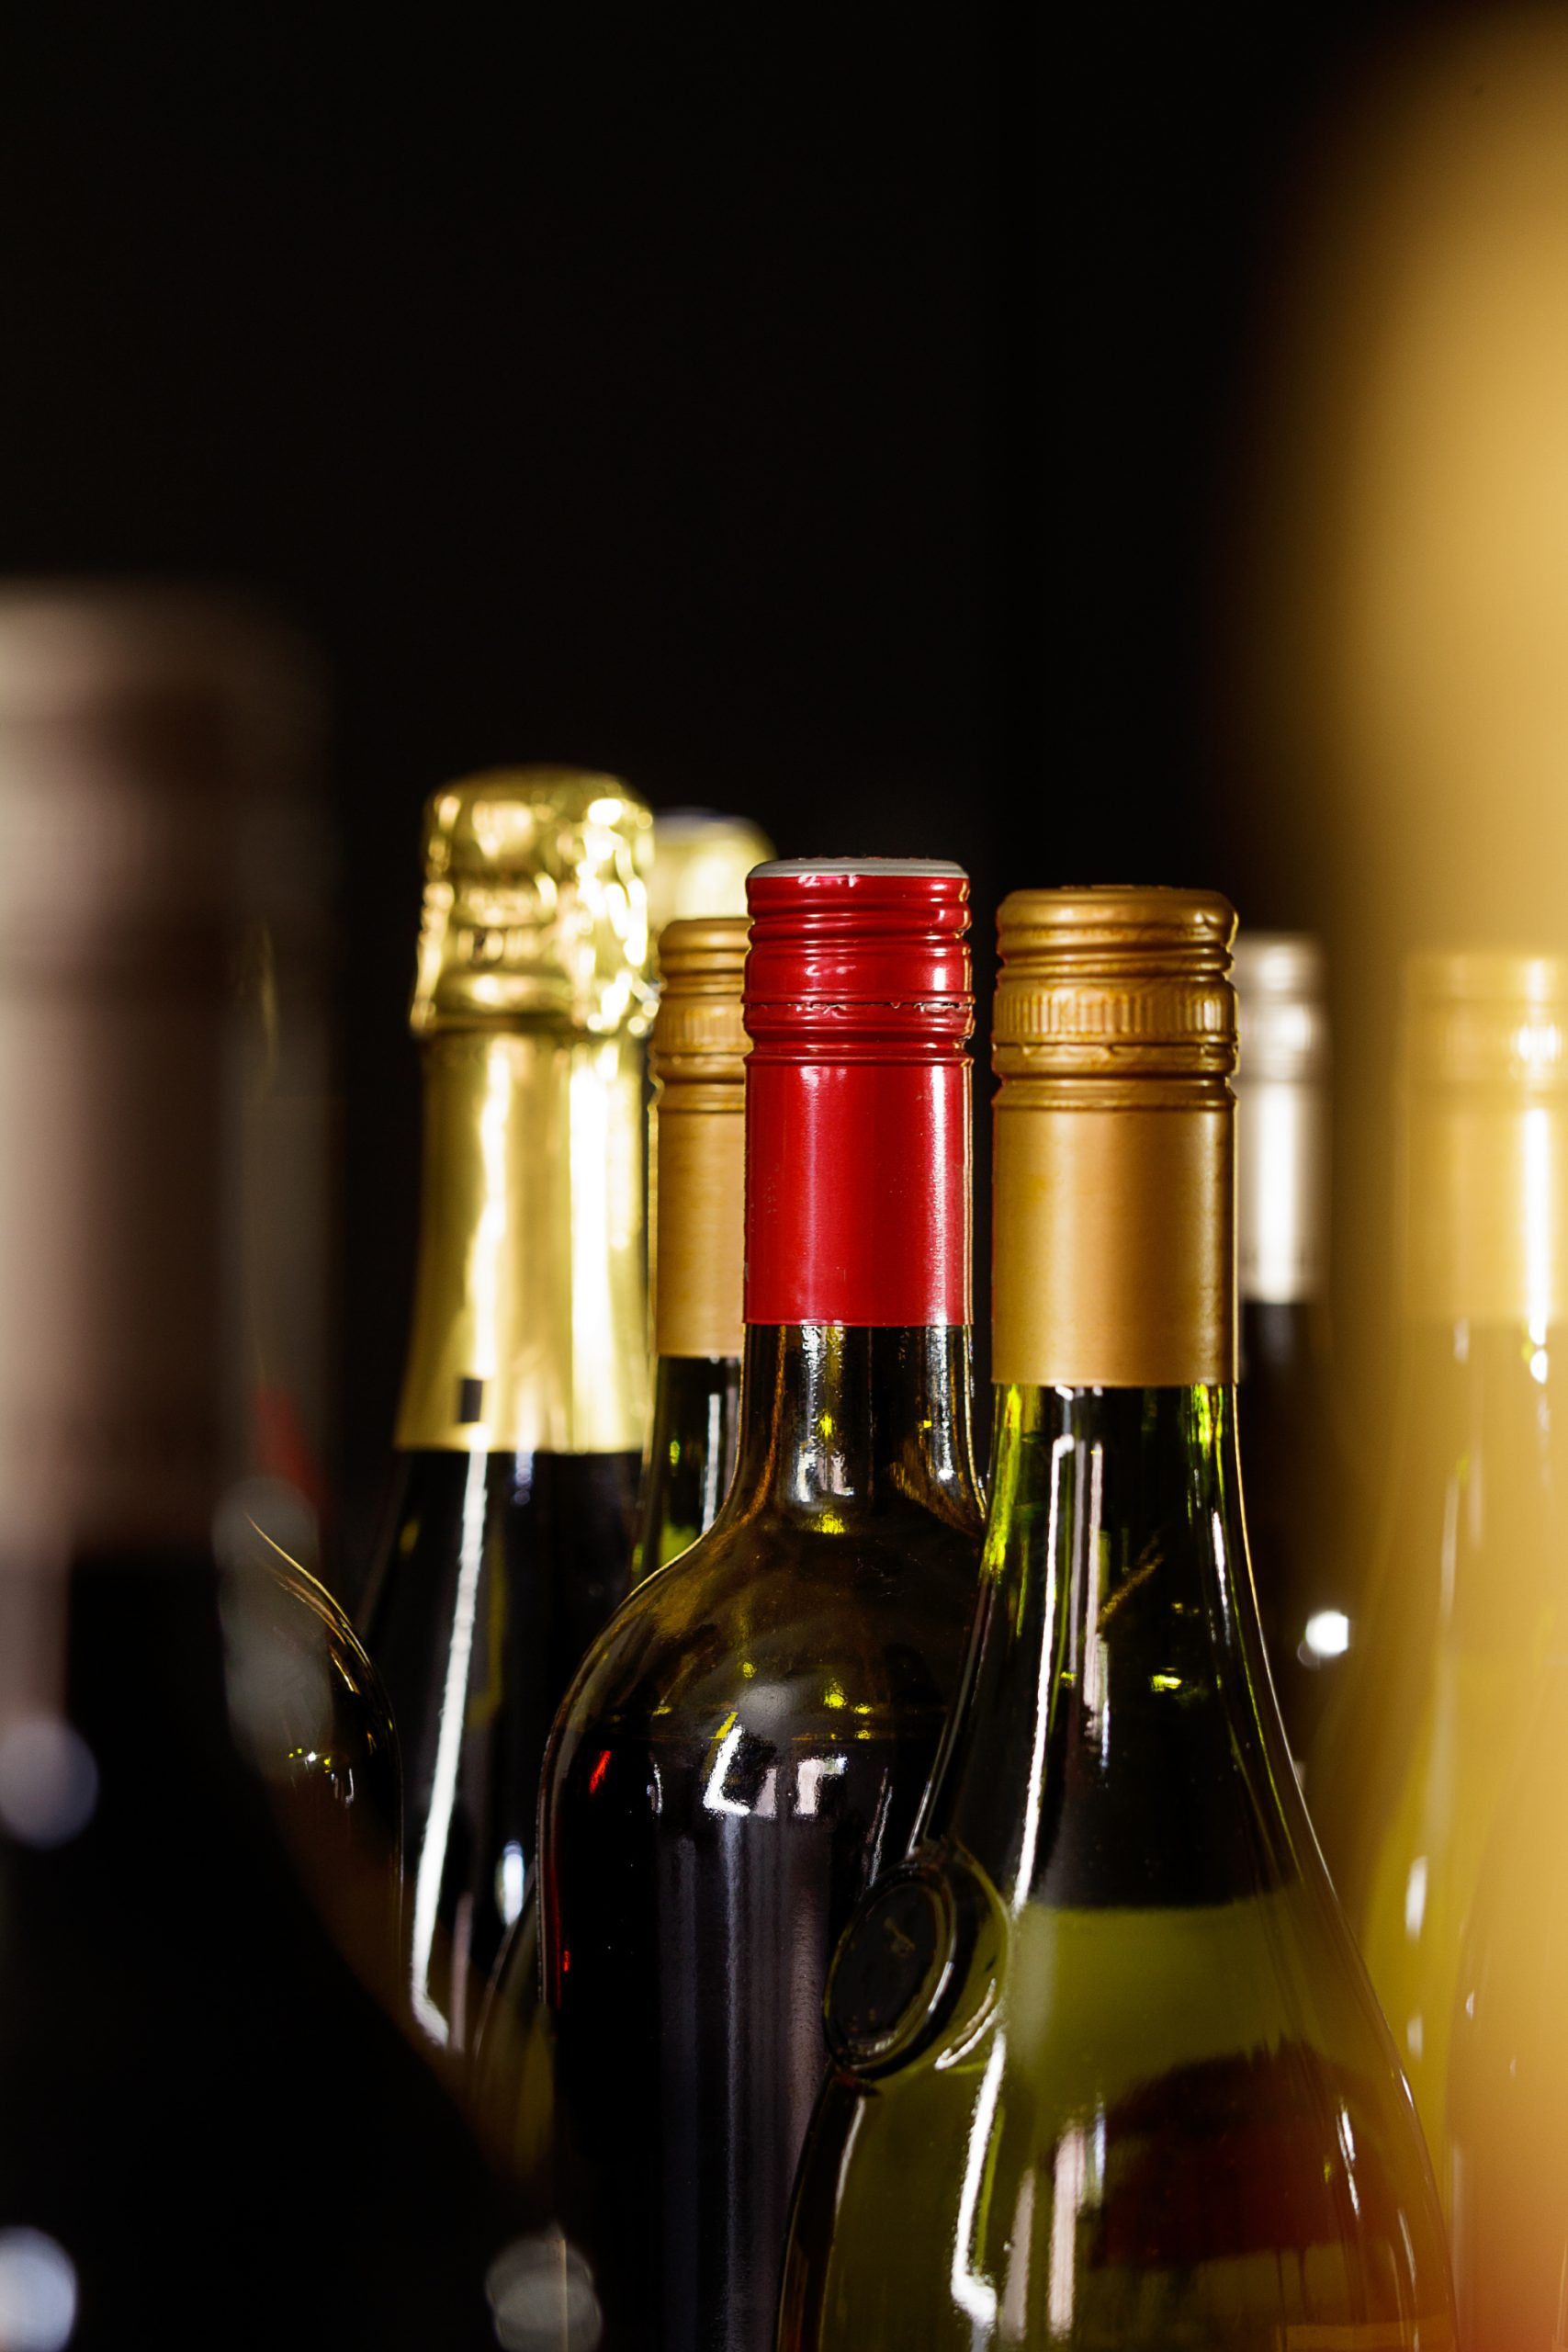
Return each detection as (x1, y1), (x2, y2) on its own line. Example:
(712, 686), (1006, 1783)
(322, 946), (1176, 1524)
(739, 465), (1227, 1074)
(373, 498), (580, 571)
(360, 770), (653, 2061)
(1233, 932), (1359, 1778)
(1313, 952), (1568, 2188)
(0, 584), (525, 2349)
(781, 887), (1452, 2349)
(633, 915), (750, 1581)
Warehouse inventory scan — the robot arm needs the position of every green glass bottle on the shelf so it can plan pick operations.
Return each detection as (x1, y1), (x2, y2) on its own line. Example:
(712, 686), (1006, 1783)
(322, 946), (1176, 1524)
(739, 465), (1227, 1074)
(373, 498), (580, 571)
(633, 915), (749, 1581)
(780, 887), (1455, 2352)
(1309, 955), (1568, 2188)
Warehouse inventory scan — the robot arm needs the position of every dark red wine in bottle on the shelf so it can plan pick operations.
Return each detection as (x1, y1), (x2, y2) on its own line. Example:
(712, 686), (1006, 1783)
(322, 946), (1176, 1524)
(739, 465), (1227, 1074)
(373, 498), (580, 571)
(515, 859), (987, 2352)
(360, 770), (653, 2059)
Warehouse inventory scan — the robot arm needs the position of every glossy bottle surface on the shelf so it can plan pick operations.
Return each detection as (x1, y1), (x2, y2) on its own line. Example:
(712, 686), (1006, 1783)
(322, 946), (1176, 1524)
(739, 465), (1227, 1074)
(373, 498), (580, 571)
(781, 1385), (1455, 2351)
(1450, 1660), (1568, 2348)
(1239, 1298), (1363, 1777)
(1312, 1321), (1566, 2174)
(364, 1445), (637, 2050)
(535, 1323), (984, 2352)
(633, 1352), (743, 1581)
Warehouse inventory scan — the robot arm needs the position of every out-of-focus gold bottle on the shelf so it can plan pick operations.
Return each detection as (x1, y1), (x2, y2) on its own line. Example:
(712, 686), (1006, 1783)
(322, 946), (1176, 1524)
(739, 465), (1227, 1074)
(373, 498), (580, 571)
(1312, 951), (1568, 2193)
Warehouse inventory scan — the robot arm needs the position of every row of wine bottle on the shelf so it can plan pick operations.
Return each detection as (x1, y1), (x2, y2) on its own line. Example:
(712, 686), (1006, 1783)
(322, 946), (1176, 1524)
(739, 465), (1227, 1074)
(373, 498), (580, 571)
(351, 770), (1474, 2348)
(0, 622), (1557, 2352)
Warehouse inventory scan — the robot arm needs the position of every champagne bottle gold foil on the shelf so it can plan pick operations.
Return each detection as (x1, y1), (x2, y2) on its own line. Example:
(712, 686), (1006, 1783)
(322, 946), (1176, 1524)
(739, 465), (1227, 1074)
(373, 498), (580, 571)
(1403, 951), (1568, 1327)
(397, 770), (653, 1454)
(649, 917), (749, 1359)
(993, 886), (1237, 1388)
(1234, 932), (1330, 1306)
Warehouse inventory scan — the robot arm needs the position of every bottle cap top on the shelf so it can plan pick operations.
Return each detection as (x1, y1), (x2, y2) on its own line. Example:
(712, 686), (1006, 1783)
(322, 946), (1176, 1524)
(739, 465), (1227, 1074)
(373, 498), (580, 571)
(650, 916), (750, 1088)
(1233, 933), (1329, 1086)
(1404, 949), (1568, 1091)
(994, 886), (1236, 1079)
(991, 886), (1237, 1385)
(412, 768), (655, 1037)
(648, 809), (774, 935)
(744, 861), (972, 1058)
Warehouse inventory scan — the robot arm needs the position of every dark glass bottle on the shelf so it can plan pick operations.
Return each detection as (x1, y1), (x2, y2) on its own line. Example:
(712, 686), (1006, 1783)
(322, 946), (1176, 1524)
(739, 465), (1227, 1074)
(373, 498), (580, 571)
(360, 770), (652, 2058)
(510, 860), (986, 2352)
(633, 914), (750, 1581)
(781, 887), (1454, 2351)
(0, 591), (529, 2350)
(1233, 933), (1361, 1778)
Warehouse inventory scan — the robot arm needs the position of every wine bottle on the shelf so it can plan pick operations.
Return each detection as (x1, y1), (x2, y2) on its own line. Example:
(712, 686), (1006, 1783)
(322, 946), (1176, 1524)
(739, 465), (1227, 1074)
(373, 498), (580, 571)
(359, 768), (653, 2058)
(634, 914), (749, 1581)
(0, 586), (529, 2350)
(1233, 931), (1359, 1776)
(1450, 1652), (1568, 2346)
(780, 886), (1455, 2352)
(1311, 953), (1568, 2186)
(519, 858), (986, 2352)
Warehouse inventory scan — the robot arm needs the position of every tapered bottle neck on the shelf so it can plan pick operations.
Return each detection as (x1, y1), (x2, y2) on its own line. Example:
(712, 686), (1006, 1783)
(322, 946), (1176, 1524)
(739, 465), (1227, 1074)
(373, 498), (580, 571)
(928, 1379), (1292, 1911)
(396, 1027), (647, 1456)
(719, 1324), (982, 1532)
(634, 1351), (743, 1578)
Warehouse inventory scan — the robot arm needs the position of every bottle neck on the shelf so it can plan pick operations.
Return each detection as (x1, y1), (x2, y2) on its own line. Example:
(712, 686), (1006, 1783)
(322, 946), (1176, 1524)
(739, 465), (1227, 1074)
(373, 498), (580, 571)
(1236, 1074), (1328, 1308)
(395, 1028), (647, 1455)
(635, 1351), (743, 1578)
(719, 1323), (983, 1531)
(928, 1381), (1295, 1910)
(651, 1068), (744, 1360)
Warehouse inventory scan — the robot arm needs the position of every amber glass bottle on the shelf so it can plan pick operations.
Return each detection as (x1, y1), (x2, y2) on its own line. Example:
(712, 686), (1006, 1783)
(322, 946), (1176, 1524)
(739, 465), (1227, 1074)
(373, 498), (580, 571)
(781, 888), (1454, 2351)
(360, 771), (653, 2057)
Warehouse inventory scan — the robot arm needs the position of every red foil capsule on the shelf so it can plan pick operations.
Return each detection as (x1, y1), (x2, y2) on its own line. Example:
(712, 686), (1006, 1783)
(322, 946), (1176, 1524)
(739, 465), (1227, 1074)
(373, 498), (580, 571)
(742, 859), (973, 1327)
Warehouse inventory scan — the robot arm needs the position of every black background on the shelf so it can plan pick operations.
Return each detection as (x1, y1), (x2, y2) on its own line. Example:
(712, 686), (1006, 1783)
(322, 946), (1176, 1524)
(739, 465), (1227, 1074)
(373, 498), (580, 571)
(0, 2), (1441, 1548)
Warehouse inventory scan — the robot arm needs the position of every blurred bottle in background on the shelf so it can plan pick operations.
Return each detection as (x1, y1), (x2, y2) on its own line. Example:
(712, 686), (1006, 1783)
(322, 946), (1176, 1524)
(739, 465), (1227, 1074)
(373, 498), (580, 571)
(360, 769), (653, 2062)
(1312, 951), (1568, 2188)
(634, 915), (749, 1581)
(0, 583), (525, 2349)
(1233, 932), (1359, 1779)
(647, 806), (773, 937)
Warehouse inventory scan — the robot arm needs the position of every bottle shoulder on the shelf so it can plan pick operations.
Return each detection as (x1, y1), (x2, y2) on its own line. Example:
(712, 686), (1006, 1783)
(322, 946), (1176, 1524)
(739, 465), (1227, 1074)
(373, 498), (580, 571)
(553, 1501), (983, 1745)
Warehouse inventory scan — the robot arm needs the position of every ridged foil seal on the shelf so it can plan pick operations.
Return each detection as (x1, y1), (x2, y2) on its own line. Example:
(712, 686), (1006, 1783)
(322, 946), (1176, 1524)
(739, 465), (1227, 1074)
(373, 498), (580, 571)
(650, 918), (750, 1359)
(992, 886), (1238, 1388)
(412, 768), (654, 1038)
